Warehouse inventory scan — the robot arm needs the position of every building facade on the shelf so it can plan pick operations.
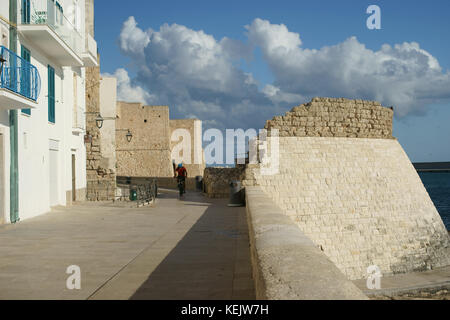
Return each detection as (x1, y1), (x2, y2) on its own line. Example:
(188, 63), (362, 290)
(0, 0), (98, 223)
(115, 102), (205, 179)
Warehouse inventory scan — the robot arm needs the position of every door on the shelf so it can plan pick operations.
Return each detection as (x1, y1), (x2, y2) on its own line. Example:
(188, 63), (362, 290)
(72, 154), (76, 202)
(49, 149), (59, 206)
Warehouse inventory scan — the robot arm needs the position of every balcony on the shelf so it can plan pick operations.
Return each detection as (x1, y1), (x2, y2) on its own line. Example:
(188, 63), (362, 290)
(82, 33), (98, 67)
(17, 0), (83, 67)
(0, 46), (41, 110)
(72, 105), (85, 134)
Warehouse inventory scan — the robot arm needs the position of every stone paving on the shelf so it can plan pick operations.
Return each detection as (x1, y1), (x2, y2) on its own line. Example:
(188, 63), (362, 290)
(0, 190), (255, 300)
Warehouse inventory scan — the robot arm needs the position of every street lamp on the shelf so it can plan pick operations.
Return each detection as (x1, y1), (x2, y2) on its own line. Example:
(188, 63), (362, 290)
(0, 55), (6, 80)
(95, 114), (104, 129)
(126, 130), (133, 142)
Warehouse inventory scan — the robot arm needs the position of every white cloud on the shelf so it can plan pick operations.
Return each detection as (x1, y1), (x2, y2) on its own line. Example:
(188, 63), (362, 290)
(114, 18), (279, 130)
(102, 68), (155, 104)
(110, 17), (450, 131)
(246, 18), (450, 117)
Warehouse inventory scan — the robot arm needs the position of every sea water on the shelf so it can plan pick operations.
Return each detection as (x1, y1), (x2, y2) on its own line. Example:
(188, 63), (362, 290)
(418, 172), (450, 230)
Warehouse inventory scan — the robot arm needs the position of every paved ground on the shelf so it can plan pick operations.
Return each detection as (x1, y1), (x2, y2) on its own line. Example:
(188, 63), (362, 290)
(0, 190), (255, 300)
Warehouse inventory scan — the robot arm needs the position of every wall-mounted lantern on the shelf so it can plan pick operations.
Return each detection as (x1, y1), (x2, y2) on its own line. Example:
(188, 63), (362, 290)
(0, 55), (6, 79)
(126, 130), (133, 142)
(95, 114), (104, 129)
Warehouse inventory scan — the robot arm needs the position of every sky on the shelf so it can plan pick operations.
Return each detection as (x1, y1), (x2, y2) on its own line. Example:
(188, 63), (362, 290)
(95, 0), (450, 162)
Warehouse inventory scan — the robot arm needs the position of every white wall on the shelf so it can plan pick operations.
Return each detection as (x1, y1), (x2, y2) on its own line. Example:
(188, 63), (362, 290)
(99, 77), (116, 170)
(0, 0), (91, 223)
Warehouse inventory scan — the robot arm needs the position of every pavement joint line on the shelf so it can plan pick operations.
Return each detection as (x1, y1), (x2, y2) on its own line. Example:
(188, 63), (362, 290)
(86, 208), (198, 300)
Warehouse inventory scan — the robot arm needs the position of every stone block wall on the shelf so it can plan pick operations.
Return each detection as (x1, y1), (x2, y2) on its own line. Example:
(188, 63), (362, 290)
(244, 98), (450, 280)
(265, 97), (393, 139)
(245, 137), (450, 280)
(170, 119), (205, 177)
(116, 103), (173, 177)
(245, 186), (367, 299)
(85, 57), (116, 201)
(203, 167), (245, 198)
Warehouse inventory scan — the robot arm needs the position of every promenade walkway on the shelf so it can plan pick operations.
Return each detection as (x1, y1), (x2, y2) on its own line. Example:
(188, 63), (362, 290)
(0, 191), (255, 300)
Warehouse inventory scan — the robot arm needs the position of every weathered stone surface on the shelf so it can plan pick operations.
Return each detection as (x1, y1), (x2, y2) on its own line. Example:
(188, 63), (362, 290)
(203, 167), (245, 198)
(85, 56), (117, 201)
(243, 97), (450, 280)
(245, 136), (450, 280)
(115, 103), (205, 178)
(246, 186), (368, 299)
(265, 97), (393, 139)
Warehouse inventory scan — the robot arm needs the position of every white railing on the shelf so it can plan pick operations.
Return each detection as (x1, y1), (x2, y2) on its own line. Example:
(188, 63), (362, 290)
(73, 106), (85, 130)
(23, 0), (82, 57)
(86, 33), (97, 57)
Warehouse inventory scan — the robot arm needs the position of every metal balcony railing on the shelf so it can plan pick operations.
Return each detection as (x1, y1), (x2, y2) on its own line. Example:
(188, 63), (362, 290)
(22, 0), (82, 57)
(0, 46), (41, 101)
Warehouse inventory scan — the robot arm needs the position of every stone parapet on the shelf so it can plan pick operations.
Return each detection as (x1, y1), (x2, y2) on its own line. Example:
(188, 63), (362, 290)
(265, 97), (393, 139)
(245, 186), (368, 299)
(203, 167), (245, 198)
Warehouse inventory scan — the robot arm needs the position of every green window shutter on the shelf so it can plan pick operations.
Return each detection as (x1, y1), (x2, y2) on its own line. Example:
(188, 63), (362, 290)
(21, 46), (31, 115)
(48, 65), (55, 123)
(22, 0), (30, 24)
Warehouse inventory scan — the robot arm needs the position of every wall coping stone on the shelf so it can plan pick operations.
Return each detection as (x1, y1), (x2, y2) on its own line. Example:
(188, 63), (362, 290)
(245, 186), (368, 300)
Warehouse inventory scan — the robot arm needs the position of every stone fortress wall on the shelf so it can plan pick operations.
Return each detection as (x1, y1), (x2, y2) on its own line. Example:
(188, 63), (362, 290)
(116, 103), (205, 178)
(244, 97), (450, 280)
(265, 97), (393, 138)
(85, 57), (116, 201)
(169, 119), (205, 178)
(116, 103), (173, 177)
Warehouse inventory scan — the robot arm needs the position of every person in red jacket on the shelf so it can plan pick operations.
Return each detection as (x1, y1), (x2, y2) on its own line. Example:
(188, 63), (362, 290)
(175, 163), (187, 195)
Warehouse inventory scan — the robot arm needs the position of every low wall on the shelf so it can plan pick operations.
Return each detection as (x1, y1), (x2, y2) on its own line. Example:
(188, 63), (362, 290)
(245, 136), (450, 280)
(265, 97), (393, 139)
(245, 186), (368, 300)
(203, 167), (245, 198)
(117, 176), (198, 191)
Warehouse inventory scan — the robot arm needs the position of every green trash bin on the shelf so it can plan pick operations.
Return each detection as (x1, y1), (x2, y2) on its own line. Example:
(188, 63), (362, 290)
(130, 189), (137, 201)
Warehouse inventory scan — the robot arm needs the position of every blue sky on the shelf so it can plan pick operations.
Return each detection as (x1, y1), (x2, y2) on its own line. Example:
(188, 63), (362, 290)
(95, 0), (450, 162)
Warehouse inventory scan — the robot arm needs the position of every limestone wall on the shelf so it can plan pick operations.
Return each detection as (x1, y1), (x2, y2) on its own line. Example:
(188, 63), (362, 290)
(265, 97), (393, 139)
(99, 77), (117, 171)
(245, 186), (368, 299)
(203, 167), (245, 198)
(244, 98), (450, 280)
(85, 57), (116, 201)
(170, 119), (205, 177)
(115, 103), (173, 177)
(245, 136), (450, 280)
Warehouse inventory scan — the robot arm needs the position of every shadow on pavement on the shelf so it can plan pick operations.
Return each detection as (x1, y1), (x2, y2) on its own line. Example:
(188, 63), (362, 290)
(130, 192), (255, 300)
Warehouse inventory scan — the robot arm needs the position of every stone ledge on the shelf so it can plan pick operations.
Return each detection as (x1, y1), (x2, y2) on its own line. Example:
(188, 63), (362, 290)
(245, 186), (368, 300)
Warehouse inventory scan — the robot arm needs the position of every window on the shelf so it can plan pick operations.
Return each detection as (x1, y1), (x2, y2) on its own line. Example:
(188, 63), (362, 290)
(21, 46), (31, 115)
(48, 65), (55, 123)
(22, 0), (30, 24)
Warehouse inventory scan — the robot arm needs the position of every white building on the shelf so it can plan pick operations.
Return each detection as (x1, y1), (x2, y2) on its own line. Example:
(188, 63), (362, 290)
(0, 0), (97, 224)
